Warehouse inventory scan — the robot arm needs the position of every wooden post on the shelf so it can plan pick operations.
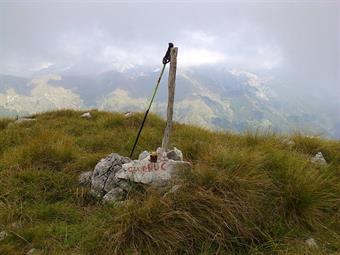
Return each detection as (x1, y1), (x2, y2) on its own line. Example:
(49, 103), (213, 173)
(162, 47), (178, 151)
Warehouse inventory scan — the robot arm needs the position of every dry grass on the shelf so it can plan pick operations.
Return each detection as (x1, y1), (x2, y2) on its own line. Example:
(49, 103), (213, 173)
(0, 110), (339, 254)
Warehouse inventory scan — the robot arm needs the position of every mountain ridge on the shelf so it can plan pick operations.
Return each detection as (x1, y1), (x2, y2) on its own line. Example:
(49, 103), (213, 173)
(0, 66), (338, 138)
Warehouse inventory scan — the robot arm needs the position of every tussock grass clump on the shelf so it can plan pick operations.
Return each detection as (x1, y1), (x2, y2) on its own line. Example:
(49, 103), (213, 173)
(0, 168), (76, 204)
(105, 165), (273, 254)
(1, 131), (78, 171)
(276, 164), (338, 226)
(0, 126), (29, 155)
(262, 149), (340, 228)
(0, 110), (339, 254)
(0, 118), (13, 131)
(291, 133), (324, 155)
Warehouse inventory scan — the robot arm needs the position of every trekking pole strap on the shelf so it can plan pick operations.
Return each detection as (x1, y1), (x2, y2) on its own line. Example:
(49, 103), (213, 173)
(162, 43), (174, 64)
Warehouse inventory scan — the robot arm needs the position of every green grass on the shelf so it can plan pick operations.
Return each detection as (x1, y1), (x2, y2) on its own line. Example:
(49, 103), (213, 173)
(0, 110), (339, 254)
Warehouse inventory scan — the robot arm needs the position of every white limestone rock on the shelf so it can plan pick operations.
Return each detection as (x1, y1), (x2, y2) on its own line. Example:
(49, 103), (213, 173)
(116, 158), (191, 187)
(305, 238), (318, 248)
(103, 187), (126, 203)
(0, 231), (8, 241)
(15, 118), (36, 124)
(78, 171), (93, 185)
(167, 147), (183, 161)
(138, 150), (150, 160)
(311, 152), (327, 165)
(281, 138), (295, 146)
(124, 111), (134, 117)
(81, 112), (91, 118)
(91, 153), (131, 196)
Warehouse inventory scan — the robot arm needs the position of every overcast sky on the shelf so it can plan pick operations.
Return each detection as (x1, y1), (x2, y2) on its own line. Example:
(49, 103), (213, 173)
(0, 0), (339, 96)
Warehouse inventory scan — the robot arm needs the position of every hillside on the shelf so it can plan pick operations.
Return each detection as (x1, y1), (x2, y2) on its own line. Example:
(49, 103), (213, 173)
(0, 110), (339, 254)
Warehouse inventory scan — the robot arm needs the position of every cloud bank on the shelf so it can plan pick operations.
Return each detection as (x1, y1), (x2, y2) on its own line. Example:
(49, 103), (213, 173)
(0, 0), (338, 98)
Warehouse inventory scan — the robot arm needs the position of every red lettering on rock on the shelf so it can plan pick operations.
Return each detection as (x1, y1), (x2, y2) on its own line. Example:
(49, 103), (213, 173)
(127, 162), (168, 173)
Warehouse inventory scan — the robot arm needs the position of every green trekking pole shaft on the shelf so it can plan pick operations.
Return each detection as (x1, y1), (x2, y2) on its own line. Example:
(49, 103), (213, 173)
(129, 64), (166, 158)
(129, 43), (173, 158)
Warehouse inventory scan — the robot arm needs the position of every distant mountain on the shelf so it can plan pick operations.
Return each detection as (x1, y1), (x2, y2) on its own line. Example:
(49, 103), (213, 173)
(0, 66), (338, 138)
(0, 74), (83, 115)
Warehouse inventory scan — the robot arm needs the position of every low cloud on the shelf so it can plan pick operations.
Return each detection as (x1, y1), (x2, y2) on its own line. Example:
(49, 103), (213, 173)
(179, 47), (226, 67)
(0, 0), (337, 99)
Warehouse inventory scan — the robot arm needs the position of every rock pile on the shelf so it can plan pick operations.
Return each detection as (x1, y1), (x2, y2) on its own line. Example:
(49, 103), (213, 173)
(79, 147), (191, 203)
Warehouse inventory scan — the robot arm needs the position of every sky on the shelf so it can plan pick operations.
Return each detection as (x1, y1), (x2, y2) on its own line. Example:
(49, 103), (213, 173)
(0, 0), (339, 97)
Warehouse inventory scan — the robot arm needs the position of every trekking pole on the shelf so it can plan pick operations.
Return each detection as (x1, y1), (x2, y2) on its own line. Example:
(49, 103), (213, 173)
(129, 43), (174, 158)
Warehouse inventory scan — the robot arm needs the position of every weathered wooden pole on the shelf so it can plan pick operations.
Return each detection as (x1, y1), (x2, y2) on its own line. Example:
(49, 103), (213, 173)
(162, 47), (178, 151)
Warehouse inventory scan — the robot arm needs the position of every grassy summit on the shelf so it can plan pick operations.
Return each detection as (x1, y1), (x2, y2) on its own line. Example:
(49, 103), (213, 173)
(0, 110), (339, 254)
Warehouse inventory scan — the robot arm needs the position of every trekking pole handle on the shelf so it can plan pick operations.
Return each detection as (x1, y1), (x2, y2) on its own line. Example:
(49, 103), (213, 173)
(162, 43), (174, 64)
